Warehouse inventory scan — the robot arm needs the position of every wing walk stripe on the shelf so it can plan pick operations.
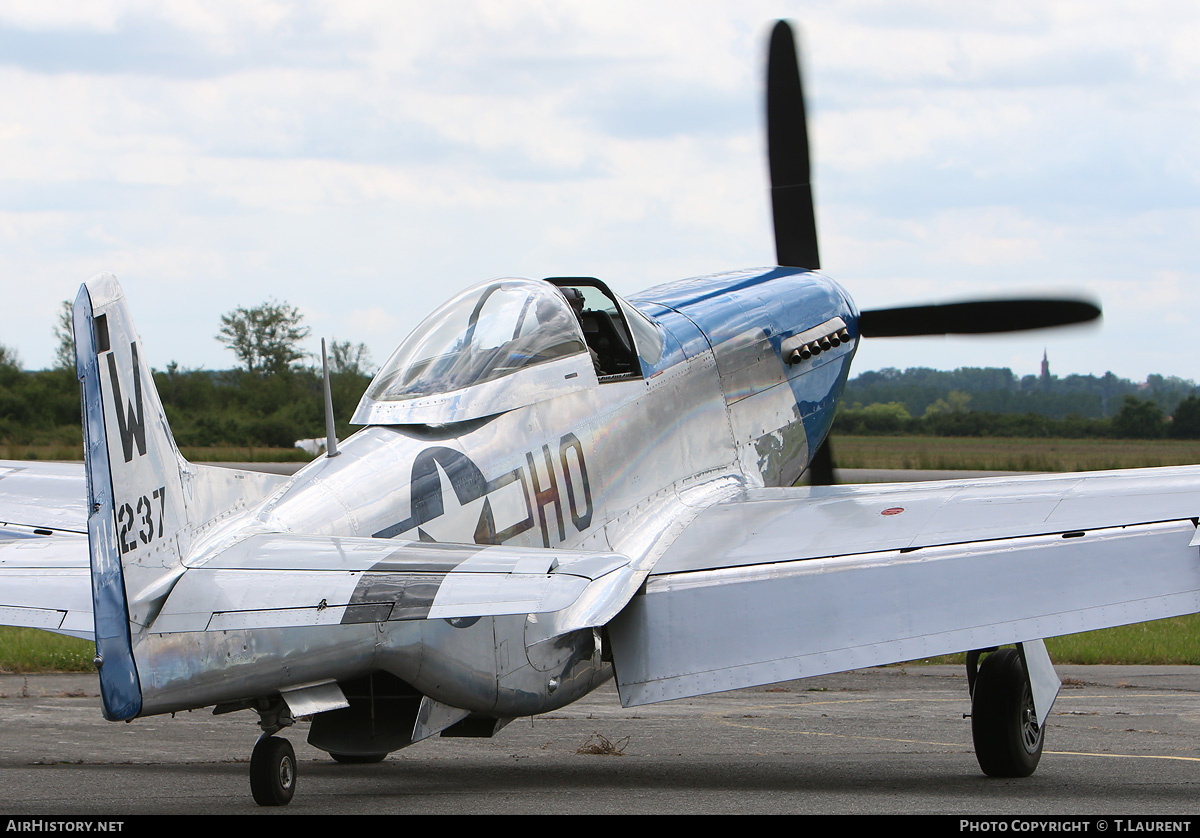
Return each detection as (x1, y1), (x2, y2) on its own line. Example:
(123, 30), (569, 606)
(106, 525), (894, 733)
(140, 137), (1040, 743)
(341, 571), (448, 624)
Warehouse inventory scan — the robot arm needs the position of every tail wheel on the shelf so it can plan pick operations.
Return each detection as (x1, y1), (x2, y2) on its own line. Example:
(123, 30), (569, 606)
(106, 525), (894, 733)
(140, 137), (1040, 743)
(250, 735), (297, 806)
(971, 648), (1044, 777)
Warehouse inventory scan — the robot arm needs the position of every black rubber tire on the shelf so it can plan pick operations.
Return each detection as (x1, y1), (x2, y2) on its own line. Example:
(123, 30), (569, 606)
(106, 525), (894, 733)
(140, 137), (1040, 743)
(330, 752), (387, 764)
(971, 648), (1044, 777)
(250, 735), (297, 806)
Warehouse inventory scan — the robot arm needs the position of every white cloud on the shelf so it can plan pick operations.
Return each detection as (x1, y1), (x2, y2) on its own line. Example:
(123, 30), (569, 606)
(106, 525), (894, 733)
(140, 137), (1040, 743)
(0, 1), (1195, 387)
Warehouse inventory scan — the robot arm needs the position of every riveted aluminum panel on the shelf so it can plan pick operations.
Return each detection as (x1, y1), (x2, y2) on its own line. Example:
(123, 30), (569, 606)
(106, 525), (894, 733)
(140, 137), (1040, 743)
(610, 521), (1200, 706)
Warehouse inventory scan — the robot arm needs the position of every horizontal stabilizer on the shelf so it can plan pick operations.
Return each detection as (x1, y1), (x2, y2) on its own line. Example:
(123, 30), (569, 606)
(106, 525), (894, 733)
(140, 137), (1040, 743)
(0, 461), (86, 534)
(153, 534), (637, 643)
(0, 536), (93, 639)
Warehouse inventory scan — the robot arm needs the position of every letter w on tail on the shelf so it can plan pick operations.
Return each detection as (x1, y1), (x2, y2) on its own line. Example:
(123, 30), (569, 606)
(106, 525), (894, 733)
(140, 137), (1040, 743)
(106, 342), (147, 463)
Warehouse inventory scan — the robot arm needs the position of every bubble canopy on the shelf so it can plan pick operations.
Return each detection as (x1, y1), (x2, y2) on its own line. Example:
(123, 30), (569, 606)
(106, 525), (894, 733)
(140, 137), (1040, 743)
(352, 278), (595, 425)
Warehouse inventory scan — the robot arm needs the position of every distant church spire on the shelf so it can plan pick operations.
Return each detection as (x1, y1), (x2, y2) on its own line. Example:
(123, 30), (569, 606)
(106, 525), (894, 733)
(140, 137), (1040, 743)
(1040, 349), (1050, 384)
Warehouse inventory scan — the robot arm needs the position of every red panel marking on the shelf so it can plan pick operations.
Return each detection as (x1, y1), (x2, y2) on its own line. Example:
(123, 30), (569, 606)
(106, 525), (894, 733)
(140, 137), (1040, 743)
(881, 507), (904, 516)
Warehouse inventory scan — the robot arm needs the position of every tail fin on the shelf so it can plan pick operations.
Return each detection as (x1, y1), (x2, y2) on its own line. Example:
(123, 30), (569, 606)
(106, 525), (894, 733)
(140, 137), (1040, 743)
(76, 273), (193, 718)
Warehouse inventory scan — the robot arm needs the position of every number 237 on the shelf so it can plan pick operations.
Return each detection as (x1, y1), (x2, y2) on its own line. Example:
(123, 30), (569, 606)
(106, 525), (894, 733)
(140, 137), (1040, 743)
(116, 487), (166, 554)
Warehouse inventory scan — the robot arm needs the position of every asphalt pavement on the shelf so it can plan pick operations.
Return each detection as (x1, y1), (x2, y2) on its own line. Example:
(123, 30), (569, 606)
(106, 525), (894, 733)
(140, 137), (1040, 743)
(1, 666), (1197, 815)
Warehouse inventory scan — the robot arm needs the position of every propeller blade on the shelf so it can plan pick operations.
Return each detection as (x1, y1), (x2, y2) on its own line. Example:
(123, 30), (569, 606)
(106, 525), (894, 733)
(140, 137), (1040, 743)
(768, 20), (820, 270)
(806, 438), (835, 486)
(858, 299), (1101, 338)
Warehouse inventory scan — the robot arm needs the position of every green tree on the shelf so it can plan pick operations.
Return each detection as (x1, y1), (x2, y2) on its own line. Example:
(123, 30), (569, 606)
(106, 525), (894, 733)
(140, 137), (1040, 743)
(0, 343), (20, 403)
(328, 340), (373, 376)
(1111, 395), (1165, 439)
(924, 390), (971, 416)
(53, 300), (74, 370)
(1170, 395), (1200, 439)
(832, 401), (911, 434)
(217, 300), (310, 375)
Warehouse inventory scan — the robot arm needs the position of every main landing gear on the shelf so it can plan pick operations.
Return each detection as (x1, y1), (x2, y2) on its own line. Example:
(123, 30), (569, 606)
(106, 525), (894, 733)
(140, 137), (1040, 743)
(246, 698), (298, 806)
(967, 647), (1044, 777)
(250, 735), (297, 806)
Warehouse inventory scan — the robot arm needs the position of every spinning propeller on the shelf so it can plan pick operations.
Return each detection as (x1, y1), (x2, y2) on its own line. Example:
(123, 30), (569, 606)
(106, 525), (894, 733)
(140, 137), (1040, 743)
(766, 21), (1100, 484)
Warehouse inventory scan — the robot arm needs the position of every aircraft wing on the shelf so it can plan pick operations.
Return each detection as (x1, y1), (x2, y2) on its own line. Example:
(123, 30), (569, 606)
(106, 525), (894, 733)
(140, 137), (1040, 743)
(0, 461), (93, 638)
(607, 466), (1200, 706)
(0, 460), (87, 534)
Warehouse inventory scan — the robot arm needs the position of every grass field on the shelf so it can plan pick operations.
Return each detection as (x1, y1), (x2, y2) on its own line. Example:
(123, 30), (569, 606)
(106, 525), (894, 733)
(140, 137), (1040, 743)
(910, 615), (1200, 666)
(0, 627), (95, 673)
(830, 435), (1200, 472)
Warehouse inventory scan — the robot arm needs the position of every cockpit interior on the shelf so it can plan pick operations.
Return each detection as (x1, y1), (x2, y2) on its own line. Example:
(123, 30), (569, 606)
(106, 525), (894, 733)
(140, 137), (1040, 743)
(544, 277), (643, 381)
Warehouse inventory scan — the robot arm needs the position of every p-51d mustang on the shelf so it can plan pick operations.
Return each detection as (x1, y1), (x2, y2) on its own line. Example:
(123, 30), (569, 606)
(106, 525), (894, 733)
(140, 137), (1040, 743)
(3, 22), (1199, 806)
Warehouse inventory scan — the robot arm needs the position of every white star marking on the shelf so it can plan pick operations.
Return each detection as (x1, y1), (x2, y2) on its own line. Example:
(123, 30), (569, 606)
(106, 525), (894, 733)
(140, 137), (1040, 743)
(410, 460), (488, 543)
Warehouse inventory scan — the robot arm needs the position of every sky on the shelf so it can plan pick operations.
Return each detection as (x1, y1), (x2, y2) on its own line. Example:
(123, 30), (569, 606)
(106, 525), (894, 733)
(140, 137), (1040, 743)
(0, 1), (1197, 385)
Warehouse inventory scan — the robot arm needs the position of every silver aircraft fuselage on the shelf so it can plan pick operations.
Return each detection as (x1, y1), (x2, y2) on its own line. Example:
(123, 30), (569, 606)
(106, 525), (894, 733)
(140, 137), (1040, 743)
(128, 266), (858, 720)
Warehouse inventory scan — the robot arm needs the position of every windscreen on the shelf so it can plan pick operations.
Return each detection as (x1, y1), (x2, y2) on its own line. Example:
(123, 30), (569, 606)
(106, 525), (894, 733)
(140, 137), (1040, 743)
(366, 279), (587, 402)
